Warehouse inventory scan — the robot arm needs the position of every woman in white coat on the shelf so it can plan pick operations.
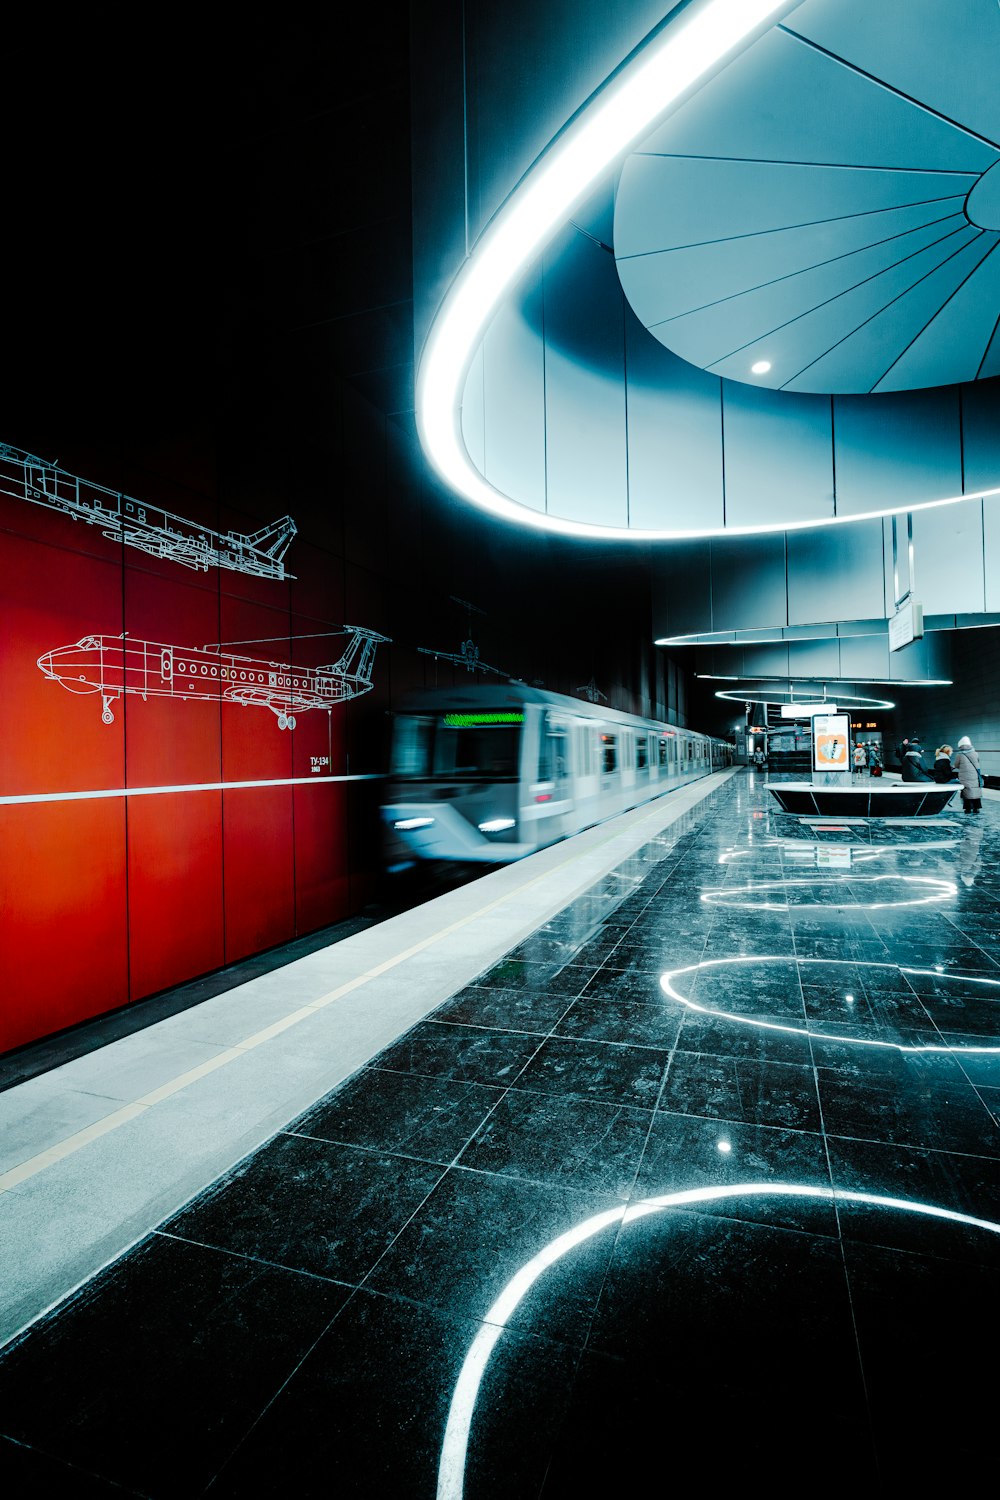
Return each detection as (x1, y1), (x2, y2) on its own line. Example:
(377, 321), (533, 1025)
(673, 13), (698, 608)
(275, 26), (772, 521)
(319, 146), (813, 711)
(952, 736), (983, 814)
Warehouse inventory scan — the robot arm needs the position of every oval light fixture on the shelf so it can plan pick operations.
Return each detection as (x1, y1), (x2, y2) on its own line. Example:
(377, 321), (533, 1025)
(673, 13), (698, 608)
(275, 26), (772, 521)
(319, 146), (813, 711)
(751, 359), (772, 374)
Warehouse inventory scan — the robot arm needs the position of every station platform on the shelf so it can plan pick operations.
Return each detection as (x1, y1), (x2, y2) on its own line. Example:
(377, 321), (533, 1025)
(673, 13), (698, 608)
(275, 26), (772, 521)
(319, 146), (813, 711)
(1, 767), (999, 1492)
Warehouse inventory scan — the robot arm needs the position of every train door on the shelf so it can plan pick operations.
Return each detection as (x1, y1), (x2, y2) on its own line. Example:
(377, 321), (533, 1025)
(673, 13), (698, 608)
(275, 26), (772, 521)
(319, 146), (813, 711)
(532, 712), (574, 840)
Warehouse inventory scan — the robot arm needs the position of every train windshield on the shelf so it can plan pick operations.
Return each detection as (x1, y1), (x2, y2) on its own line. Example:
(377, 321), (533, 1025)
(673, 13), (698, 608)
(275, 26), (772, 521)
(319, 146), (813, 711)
(391, 712), (522, 779)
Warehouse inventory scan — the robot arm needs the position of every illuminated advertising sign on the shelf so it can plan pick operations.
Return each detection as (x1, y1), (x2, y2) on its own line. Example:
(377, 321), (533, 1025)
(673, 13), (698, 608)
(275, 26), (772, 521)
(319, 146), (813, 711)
(812, 713), (851, 774)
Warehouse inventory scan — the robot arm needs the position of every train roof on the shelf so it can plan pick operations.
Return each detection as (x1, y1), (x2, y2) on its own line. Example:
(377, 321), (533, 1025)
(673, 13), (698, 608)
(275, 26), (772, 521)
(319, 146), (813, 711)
(392, 684), (728, 740)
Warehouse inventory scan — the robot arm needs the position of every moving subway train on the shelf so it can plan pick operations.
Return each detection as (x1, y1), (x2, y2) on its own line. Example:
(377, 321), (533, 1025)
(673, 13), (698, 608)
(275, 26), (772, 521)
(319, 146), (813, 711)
(381, 685), (733, 873)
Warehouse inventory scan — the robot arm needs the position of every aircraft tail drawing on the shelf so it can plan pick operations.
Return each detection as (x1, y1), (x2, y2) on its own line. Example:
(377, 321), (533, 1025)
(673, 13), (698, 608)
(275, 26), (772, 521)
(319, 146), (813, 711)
(319, 626), (391, 698)
(0, 441), (298, 580)
(229, 515), (298, 565)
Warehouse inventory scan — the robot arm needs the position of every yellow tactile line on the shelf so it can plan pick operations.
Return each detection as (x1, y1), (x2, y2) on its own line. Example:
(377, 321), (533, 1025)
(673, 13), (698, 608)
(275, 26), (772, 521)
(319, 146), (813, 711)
(0, 773), (735, 1194)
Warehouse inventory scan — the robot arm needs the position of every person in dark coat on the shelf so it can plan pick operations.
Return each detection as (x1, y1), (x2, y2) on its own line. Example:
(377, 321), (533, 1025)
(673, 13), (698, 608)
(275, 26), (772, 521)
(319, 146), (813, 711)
(900, 738), (932, 781)
(953, 735), (983, 813)
(933, 745), (958, 783)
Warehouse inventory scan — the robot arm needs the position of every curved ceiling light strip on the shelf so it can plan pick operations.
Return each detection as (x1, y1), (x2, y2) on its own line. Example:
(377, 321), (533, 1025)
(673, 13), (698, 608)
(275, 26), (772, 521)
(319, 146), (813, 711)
(416, 0), (1000, 540)
(714, 686), (895, 709)
(437, 1181), (1000, 1499)
(416, 0), (810, 543)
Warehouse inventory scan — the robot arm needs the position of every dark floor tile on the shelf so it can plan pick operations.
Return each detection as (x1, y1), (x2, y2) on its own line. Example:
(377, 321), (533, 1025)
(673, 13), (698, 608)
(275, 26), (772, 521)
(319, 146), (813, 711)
(587, 1207), (865, 1404)
(290, 1067), (504, 1164)
(208, 1291), (579, 1500)
(539, 1343), (872, 1491)
(953, 1038), (1000, 1086)
(457, 1089), (653, 1197)
(686, 959), (807, 1018)
(162, 1133), (444, 1283)
(818, 1070), (1000, 1156)
(978, 1084), (1000, 1123)
(432, 985), (573, 1033)
(552, 993), (683, 1050)
(0, 1436), (137, 1496)
(633, 1110), (835, 1234)
(473, 958), (587, 995)
(826, 1135), (1000, 1266)
(801, 982), (876, 1026)
(879, 939), (999, 972)
(513, 1036), (670, 1108)
(807, 1027), (967, 1084)
(0, 1236), (345, 1497)
(659, 1051), (821, 1131)
(365, 1167), (621, 1343)
(373, 1021), (543, 1085)
(676, 1008), (813, 1064)
(844, 1240), (998, 1486)
(898, 970), (1000, 1036)
(578, 965), (675, 1006)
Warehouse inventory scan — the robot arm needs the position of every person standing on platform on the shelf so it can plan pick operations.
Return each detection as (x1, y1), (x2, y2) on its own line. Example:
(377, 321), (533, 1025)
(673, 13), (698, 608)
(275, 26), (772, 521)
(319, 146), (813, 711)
(953, 736), (983, 813)
(901, 737), (932, 781)
(852, 742), (867, 778)
(933, 745), (958, 783)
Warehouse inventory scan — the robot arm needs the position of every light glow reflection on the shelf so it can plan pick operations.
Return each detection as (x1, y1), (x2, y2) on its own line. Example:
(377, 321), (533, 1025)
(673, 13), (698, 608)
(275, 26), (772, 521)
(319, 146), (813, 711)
(701, 874), (956, 911)
(659, 955), (1000, 1053)
(437, 1183), (1000, 1499)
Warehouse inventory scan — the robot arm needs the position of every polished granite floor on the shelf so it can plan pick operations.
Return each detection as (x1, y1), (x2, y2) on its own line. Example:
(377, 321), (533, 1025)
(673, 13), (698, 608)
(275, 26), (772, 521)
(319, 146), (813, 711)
(2, 770), (999, 1494)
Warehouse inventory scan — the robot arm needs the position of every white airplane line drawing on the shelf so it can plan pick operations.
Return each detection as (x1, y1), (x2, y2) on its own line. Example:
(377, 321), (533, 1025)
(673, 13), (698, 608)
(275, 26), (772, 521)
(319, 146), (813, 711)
(0, 441), (297, 579)
(416, 639), (509, 677)
(36, 627), (389, 729)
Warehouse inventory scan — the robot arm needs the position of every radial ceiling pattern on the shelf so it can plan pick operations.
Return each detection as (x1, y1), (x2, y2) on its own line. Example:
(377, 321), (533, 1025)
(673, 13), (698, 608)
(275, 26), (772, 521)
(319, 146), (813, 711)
(615, 0), (1000, 393)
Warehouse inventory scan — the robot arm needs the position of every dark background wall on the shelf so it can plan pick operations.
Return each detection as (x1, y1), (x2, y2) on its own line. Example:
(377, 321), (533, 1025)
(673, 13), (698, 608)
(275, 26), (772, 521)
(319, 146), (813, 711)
(0, 7), (695, 1054)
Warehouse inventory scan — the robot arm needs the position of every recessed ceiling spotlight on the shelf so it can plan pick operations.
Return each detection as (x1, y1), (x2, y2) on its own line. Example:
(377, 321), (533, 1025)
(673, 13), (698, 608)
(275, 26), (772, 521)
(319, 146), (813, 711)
(751, 360), (772, 374)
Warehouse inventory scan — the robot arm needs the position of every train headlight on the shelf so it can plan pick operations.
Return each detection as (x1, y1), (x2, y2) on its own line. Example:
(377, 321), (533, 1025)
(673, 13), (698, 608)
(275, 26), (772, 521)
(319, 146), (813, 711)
(478, 818), (515, 833)
(394, 817), (435, 831)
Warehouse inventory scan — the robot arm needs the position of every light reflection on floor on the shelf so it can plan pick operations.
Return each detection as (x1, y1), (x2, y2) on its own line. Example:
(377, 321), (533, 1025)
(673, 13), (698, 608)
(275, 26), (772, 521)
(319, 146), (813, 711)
(1, 772), (998, 1494)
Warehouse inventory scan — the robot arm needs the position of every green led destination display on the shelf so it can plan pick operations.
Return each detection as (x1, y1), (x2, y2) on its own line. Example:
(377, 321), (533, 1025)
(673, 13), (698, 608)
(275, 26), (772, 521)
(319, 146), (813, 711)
(441, 712), (524, 727)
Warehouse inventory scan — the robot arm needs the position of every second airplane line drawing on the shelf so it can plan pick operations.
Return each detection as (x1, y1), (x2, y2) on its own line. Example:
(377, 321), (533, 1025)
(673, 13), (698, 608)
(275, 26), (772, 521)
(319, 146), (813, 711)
(1, 442), (297, 580)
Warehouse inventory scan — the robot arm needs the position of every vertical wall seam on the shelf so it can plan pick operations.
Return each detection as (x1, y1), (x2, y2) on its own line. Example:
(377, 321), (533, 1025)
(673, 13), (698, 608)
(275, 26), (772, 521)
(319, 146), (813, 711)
(121, 546), (132, 1003)
(542, 262), (549, 515)
(623, 291), (630, 528)
(462, 0), (469, 259)
(830, 395), (837, 518)
(719, 378), (726, 530)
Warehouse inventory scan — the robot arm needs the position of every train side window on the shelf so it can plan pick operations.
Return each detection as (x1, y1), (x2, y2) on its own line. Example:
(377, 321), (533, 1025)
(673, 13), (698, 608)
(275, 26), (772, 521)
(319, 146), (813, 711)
(636, 736), (647, 770)
(601, 734), (617, 774)
(392, 715), (433, 776)
(658, 737), (668, 767)
(539, 715), (569, 782)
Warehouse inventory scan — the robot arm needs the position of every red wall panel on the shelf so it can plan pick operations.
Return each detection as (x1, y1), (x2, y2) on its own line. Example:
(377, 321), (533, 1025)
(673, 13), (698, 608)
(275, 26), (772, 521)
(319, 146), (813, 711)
(0, 801), (129, 1053)
(0, 533), (125, 796)
(293, 781), (351, 934)
(126, 792), (226, 1002)
(222, 787), (296, 963)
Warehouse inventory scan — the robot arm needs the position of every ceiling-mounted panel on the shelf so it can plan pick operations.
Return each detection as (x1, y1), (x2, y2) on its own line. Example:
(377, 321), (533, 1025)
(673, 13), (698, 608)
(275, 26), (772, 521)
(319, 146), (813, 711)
(633, 23), (995, 173)
(788, 0), (1000, 148)
(616, 4), (1000, 394)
